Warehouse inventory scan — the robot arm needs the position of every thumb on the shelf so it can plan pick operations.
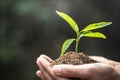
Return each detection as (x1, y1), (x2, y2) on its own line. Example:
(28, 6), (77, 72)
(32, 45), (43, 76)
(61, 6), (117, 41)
(52, 64), (91, 79)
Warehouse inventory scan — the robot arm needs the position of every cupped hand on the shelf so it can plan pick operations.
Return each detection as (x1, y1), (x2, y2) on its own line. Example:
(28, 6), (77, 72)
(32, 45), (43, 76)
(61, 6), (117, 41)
(52, 56), (120, 80)
(52, 63), (119, 80)
(36, 55), (69, 80)
(36, 55), (120, 80)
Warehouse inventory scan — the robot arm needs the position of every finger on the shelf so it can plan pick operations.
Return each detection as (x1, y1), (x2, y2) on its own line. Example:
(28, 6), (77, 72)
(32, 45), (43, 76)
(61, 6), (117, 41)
(90, 56), (109, 63)
(36, 55), (51, 69)
(40, 63), (52, 80)
(36, 70), (41, 78)
(52, 64), (92, 79)
(52, 63), (112, 79)
(52, 63), (117, 80)
(36, 55), (69, 80)
(90, 56), (119, 68)
(36, 55), (52, 80)
(40, 54), (53, 62)
(36, 70), (46, 80)
(40, 57), (69, 80)
(40, 57), (57, 80)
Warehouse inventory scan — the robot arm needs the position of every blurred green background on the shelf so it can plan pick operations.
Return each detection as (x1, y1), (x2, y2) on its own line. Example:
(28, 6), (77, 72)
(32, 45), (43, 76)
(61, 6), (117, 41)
(0, 0), (120, 80)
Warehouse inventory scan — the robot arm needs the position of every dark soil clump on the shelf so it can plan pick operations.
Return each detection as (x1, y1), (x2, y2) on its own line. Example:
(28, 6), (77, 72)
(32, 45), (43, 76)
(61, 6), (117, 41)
(50, 52), (97, 80)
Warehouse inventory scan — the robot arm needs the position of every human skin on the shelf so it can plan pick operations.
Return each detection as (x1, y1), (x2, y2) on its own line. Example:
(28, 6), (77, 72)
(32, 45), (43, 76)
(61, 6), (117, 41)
(36, 55), (120, 80)
(36, 55), (69, 80)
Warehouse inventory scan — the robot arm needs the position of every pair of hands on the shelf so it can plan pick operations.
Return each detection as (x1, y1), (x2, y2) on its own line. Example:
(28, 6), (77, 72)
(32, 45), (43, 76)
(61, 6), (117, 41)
(36, 55), (120, 80)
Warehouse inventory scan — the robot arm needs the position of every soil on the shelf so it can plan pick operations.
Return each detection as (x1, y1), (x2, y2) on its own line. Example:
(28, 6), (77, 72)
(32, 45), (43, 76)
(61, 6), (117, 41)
(50, 51), (97, 80)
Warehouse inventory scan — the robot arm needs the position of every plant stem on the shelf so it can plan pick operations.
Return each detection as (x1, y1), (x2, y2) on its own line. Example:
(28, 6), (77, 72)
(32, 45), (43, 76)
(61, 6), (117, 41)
(75, 39), (79, 53)
(75, 32), (82, 53)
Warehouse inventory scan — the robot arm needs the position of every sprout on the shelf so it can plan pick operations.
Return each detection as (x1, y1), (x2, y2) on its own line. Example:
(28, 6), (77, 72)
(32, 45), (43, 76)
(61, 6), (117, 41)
(56, 11), (112, 56)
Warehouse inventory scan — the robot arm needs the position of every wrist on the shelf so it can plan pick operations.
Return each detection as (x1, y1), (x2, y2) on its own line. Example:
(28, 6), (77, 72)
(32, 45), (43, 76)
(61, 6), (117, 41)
(112, 62), (120, 80)
(115, 62), (120, 74)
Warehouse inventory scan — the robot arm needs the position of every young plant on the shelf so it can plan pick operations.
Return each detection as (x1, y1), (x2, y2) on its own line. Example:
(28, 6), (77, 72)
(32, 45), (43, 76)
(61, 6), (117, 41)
(56, 11), (112, 56)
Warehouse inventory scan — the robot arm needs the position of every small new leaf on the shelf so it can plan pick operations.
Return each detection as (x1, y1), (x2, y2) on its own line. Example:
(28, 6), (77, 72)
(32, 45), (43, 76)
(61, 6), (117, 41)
(60, 38), (75, 56)
(81, 22), (112, 32)
(56, 10), (112, 55)
(82, 31), (107, 39)
(56, 11), (79, 34)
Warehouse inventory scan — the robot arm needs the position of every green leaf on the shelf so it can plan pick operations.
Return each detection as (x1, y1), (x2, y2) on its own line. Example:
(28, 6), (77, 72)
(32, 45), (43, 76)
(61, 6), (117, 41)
(56, 11), (79, 34)
(81, 31), (107, 39)
(81, 22), (112, 32)
(60, 38), (76, 56)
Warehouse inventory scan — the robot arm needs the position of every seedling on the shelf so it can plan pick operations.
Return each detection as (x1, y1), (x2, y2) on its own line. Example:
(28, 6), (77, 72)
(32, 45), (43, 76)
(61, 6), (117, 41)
(56, 11), (112, 56)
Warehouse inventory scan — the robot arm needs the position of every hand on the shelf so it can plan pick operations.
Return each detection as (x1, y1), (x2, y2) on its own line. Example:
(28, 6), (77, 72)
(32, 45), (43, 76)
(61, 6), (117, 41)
(36, 55), (120, 80)
(52, 56), (120, 80)
(36, 55), (69, 80)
